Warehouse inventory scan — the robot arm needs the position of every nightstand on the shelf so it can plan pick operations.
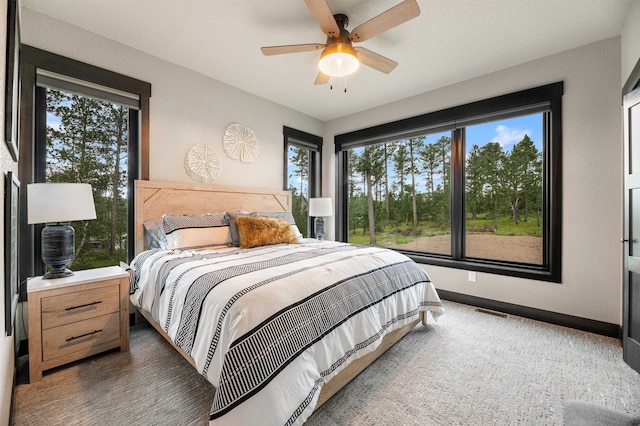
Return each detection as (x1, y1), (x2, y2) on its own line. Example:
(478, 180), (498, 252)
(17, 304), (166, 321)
(27, 266), (130, 382)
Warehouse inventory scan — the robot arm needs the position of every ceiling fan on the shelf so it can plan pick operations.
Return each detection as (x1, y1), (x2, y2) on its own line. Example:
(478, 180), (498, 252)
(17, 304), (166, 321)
(260, 0), (421, 87)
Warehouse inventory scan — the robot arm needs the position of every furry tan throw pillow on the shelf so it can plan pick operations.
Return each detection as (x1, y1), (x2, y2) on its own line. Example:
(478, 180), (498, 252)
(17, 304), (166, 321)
(236, 215), (300, 249)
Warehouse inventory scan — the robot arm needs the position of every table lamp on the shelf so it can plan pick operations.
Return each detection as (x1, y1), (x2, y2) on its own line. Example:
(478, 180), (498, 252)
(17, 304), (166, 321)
(309, 197), (333, 240)
(27, 183), (97, 279)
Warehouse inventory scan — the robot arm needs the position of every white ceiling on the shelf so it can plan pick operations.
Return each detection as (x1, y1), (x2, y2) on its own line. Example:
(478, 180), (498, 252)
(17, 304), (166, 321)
(21, 0), (632, 122)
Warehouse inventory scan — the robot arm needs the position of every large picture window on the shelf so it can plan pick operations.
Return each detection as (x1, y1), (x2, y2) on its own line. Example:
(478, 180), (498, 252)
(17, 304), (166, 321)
(335, 83), (562, 282)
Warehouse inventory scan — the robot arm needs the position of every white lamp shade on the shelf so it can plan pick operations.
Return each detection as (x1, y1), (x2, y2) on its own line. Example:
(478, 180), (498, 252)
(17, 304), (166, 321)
(27, 183), (97, 224)
(309, 198), (333, 217)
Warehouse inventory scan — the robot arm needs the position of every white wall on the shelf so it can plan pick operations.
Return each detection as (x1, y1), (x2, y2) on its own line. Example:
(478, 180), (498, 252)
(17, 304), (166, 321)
(0, 0), (17, 422)
(622, 0), (640, 87)
(20, 8), (325, 189)
(325, 37), (624, 325)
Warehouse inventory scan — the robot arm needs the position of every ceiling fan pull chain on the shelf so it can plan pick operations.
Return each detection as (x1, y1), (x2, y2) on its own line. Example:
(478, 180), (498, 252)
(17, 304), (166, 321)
(344, 76), (348, 93)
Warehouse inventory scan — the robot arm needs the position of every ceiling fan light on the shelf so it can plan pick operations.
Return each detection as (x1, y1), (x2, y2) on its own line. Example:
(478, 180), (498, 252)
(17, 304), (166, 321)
(319, 43), (359, 77)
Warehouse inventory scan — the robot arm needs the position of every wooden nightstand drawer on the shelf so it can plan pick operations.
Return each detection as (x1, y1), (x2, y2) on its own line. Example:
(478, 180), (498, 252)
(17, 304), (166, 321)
(42, 312), (121, 362)
(41, 282), (120, 329)
(28, 266), (130, 382)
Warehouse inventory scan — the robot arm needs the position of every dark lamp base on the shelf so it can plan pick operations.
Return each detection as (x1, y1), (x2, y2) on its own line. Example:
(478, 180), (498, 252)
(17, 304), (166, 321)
(42, 268), (74, 280)
(41, 223), (75, 280)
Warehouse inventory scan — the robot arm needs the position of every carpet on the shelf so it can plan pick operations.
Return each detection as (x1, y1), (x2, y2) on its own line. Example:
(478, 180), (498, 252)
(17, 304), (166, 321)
(12, 301), (640, 425)
(305, 302), (640, 425)
(563, 400), (640, 426)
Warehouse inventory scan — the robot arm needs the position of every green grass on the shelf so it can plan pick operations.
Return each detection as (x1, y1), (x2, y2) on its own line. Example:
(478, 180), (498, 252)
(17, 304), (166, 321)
(72, 249), (126, 271)
(466, 217), (542, 237)
(349, 234), (374, 245)
(349, 215), (541, 245)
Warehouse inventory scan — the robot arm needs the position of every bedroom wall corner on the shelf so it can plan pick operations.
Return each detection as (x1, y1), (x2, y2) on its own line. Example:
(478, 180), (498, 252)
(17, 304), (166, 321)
(621, 0), (640, 88)
(19, 7), (325, 192)
(0, 0), (17, 422)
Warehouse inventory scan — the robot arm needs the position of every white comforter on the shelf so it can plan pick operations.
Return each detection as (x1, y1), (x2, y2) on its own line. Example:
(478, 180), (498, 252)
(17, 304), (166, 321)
(129, 239), (443, 425)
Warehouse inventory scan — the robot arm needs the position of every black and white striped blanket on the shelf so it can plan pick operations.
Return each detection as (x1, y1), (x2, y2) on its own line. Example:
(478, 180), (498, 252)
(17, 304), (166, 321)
(129, 239), (443, 425)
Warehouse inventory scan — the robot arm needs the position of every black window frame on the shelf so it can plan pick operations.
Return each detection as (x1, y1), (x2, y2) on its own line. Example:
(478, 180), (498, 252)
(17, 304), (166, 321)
(335, 82), (563, 282)
(19, 45), (151, 282)
(283, 126), (323, 237)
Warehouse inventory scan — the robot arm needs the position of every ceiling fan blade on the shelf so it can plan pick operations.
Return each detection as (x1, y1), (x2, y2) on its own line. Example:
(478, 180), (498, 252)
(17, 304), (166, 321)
(314, 71), (330, 85)
(355, 47), (398, 74)
(350, 0), (420, 43)
(261, 43), (325, 56)
(304, 0), (340, 37)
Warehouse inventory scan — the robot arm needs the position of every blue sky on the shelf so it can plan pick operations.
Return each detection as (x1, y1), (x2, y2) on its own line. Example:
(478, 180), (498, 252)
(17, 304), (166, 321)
(47, 113), (61, 131)
(466, 113), (543, 153)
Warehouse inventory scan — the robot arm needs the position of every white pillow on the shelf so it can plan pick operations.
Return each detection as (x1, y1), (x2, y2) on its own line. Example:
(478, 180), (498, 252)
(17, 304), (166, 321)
(162, 213), (230, 249)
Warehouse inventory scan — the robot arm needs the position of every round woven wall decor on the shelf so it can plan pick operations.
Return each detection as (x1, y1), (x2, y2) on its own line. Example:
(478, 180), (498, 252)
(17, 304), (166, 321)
(184, 144), (222, 183)
(223, 123), (258, 163)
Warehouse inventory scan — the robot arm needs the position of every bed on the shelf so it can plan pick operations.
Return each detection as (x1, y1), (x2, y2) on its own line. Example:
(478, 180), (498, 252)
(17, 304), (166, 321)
(128, 180), (443, 425)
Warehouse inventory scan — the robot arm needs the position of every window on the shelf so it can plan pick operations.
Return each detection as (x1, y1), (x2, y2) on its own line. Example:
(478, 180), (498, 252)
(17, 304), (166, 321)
(39, 82), (131, 270)
(284, 126), (322, 237)
(346, 131), (452, 253)
(335, 83), (562, 282)
(19, 46), (151, 280)
(465, 114), (544, 264)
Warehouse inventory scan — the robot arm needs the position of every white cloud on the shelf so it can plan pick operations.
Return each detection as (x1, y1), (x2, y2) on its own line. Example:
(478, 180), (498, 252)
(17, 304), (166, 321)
(494, 125), (530, 148)
(47, 116), (62, 132)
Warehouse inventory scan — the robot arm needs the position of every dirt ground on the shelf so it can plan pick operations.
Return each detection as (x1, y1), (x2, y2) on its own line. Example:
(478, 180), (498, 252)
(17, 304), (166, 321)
(387, 234), (543, 264)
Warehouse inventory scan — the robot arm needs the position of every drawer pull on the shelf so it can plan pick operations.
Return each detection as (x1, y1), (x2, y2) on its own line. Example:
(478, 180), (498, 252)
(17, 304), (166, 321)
(65, 301), (102, 311)
(65, 329), (103, 342)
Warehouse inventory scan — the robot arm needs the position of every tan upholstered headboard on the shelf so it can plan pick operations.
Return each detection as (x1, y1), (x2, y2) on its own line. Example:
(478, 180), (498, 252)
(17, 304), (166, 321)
(134, 180), (292, 254)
